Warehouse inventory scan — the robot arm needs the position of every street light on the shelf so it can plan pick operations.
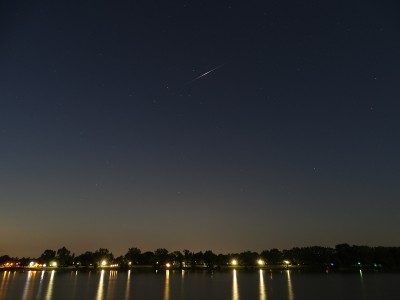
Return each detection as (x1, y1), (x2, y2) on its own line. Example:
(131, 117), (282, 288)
(284, 260), (290, 268)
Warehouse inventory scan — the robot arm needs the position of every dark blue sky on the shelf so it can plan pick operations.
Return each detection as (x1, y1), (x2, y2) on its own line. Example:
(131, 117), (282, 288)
(1, 0), (400, 256)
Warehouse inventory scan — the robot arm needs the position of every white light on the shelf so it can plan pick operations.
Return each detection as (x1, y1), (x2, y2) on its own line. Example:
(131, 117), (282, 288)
(231, 259), (238, 266)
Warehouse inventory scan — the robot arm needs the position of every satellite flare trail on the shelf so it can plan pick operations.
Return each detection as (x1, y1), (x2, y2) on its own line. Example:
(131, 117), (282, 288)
(189, 65), (223, 83)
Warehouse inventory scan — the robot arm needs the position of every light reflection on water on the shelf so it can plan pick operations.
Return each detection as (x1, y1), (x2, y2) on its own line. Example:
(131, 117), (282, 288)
(232, 269), (239, 300)
(1, 268), (399, 300)
(96, 270), (105, 300)
(106, 271), (118, 299)
(124, 270), (131, 300)
(45, 270), (55, 300)
(286, 270), (294, 300)
(359, 270), (367, 300)
(35, 271), (45, 299)
(180, 269), (185, 298)
(0, 271), (11, 299)
(22, 271), (36, 300)
(164, 270), (170, 300)
(71, 270), (78, 299)
(259, 270), (266, 300)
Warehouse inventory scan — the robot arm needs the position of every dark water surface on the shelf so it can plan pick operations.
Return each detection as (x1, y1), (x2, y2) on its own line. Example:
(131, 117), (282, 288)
(1, 269), (399, 300)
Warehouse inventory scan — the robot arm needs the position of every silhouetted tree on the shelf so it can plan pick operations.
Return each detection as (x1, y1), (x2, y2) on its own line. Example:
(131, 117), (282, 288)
(353, 246), (374, 266)
(374, 247), (396, 268)
(75, 251), (95, 267)
(141, 251), (155, 265)
(217, 254), (228, 266)
(261, 248), (283, 265)
(239, 251), (259, 266)
(56, 246), (74, 266)
(192, 251), (204, 266)
(203, 250), (217, 268)
(39, 249), (56, 265)
(18, 257), (32, 267)
(125, 247), (142, 265)
(94, 248), (114, 266)
(183, 250), (193, 267)
(114, 255), (128, 269)
(170, 251), (184, 267)
(154, 248), (169, 266)
(0, 255), (11, 265)
(6, 244), (400, 271)
(335, 243), (355, 267)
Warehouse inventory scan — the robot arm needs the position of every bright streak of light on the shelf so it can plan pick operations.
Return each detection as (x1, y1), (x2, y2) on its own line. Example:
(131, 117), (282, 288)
(164, 270), (170, 300)
(107, 271), (118, 299)
(45, 270), (55, 300)
(0, 271), (11, 299)
(259, 270), (266, 300)
(35, 271), (46, 299)
(233, 269), (239, 300)
(286, 270), (294, 300)
(22, 271), (34, 300)
(124, 270), (131, 300)
(96, 270), (105, 300)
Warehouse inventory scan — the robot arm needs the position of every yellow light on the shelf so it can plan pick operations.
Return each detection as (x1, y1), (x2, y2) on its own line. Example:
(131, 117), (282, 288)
(50, 262), (57, 267)
(231, 259), (238, 266)
(101, 260), (107, 267)
(284, 260), (290, 265)
(257, 259), (264, 266)
(166, 263), (171, 268)
(128, 261), (132, 265)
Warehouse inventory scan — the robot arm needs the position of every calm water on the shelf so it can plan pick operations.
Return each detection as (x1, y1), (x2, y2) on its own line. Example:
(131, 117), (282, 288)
(1, 269), (399, 300)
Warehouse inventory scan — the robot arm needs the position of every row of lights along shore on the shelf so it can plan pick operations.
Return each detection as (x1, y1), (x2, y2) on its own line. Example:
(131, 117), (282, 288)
(26, 259), (290, 269)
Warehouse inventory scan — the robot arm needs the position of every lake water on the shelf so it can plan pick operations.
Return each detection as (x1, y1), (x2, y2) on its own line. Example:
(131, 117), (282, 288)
(1, 269), (399, 300)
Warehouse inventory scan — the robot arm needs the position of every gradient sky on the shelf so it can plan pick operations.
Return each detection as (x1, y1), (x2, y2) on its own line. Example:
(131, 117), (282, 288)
(1, 0), (400, 257)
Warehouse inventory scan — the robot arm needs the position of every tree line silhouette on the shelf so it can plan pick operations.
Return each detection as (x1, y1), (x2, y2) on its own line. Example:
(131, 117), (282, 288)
(1, 244), (400, 270)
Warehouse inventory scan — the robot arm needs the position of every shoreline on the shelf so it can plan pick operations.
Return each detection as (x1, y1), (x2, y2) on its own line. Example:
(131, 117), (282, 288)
(0, 265), (390, 273)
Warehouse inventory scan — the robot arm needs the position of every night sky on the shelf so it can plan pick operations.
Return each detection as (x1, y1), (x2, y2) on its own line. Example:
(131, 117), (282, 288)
(1, 0), (400, 257)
